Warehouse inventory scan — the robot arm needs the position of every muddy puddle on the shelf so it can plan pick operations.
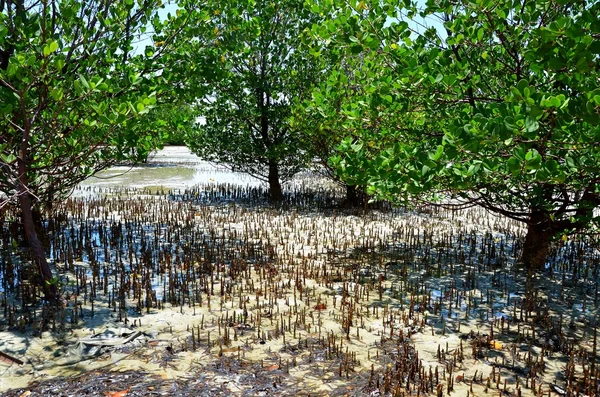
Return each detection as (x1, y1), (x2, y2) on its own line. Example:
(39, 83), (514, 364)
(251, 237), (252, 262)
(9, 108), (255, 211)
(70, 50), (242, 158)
(1, 147), (599, 396)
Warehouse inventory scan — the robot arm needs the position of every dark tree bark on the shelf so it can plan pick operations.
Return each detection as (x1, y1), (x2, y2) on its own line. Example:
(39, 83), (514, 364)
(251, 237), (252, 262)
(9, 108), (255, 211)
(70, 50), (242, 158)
(18, 191), (57, 301)
(343, 184), (367, 208)
(268, 159), (284, 203)
(519, 211), (553, 272)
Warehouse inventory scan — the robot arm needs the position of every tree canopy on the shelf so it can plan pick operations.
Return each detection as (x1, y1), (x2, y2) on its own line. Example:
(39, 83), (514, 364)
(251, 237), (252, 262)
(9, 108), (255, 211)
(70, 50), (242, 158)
(303, 0), (600, 269)
(293, 48), (397, 207)
(169, 0), (320, 201)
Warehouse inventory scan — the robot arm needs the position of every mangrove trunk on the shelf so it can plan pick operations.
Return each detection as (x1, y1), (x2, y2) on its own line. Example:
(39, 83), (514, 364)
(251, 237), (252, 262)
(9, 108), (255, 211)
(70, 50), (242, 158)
(519, 214), (553, 272)
(18, 192), (57, 301)
(268, 160), (284, 203)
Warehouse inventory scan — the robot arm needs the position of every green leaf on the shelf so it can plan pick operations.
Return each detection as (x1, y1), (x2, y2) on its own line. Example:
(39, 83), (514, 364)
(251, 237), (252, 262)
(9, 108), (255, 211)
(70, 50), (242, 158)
(477, 28), (484, 42)
(525, 148), (539, 161)
(50, 88), (64, 101)
(524, 116), (539, 135)
(350, 44), (363, 54)
(509, 86), (521, 99)
(429, 145), (444, 161)
(1, 152), (17, 164)
(49, 40), (59, 53)
(544, 159), (559, 172)
(42, 40), (58, 59)
(467, 162), (480, 176)
(535, 168), (549, 181)
(366, 38), (380, 50)
(504, 116), (517, 132)
(525, 149), (541, 170)
(422, 164), (430, 176)
(517, 79), (529, 94)
(507, 157), (520, 173)
(79, 75), (90, 89)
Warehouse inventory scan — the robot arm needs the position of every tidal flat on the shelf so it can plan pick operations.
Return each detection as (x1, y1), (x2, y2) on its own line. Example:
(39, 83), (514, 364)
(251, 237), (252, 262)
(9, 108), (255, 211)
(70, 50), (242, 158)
(1, 149), (598, 396)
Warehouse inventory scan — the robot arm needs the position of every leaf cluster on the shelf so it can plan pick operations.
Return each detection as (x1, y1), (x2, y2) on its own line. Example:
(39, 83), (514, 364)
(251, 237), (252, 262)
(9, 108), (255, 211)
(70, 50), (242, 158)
(304, 0), (600, 230)
(0, 0), (169, 207)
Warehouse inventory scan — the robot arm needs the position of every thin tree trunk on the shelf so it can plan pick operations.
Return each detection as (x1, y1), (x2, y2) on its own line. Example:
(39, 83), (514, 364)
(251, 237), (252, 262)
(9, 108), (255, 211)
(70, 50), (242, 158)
(17, 119), (57, 301)
(267, 160), (283, 203)
(18, 192), (57, 301)
(519, 213), (553, 272)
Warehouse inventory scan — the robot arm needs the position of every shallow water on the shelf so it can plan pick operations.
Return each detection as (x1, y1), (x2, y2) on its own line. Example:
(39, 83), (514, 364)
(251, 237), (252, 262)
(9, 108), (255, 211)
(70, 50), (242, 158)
(77, 146), (263, 191)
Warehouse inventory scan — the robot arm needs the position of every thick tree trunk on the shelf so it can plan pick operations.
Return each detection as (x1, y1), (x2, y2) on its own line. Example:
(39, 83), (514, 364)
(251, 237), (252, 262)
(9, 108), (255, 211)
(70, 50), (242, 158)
(519, 215), (553, 272)
(18, 192), (58, 301)
(344, 184), (367, 208)
(267, 160), (284, 203)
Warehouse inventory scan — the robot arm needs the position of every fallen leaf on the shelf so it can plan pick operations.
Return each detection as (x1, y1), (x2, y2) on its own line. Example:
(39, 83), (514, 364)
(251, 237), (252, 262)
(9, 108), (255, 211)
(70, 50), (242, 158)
(265, 364), (279, 371)
(490, 340), (502, 349)
(19, 391), (32, 397)
(313, 303), (327, 311)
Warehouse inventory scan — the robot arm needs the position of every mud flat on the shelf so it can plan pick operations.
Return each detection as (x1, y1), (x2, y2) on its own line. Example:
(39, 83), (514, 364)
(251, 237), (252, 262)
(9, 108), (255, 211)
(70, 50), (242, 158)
(1, 155), (599, 396)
